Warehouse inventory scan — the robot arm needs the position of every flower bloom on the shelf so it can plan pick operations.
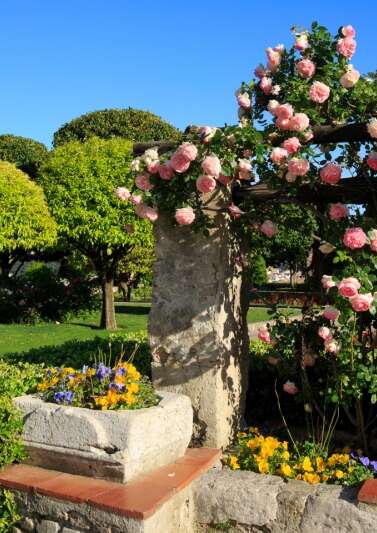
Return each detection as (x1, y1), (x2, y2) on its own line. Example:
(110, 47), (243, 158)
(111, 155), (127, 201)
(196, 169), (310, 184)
(135, 204), (158, 222)
(254, 64), (266, 79)
(237, 92), (251, 110)
(320, 163), (342, 185)
(266, 46), (283, 71)
(196, 175), (216, 194)
(324, 339), (339, 354)
(199, 126), (217, 143)
(338, 277), (361, 298)
(318, 326), (332, 340)
(175, 207), (195, 225)
(147, 160), (160, 173)
(283, 380), (298, 395)
(295, 33), (309, 51)
(349, 293), (374, 312)
(217, 174), (232, 186)
(342, 25), (356, 38)
(201, 155), (221, 176)
(288, 158), (310, 176)
(367, 151), (377, 171)
(321, 275), (336, 289)
(115, 187), (130, 201)
(323, 306), (340, 321)
(343, 227), (367, 249)
(170, 152), (191, 173)
(177, 142), (198, 161)
(309, 81), (330, 104)
(260, 220), (277, 237)
(158, 163), (174, 180)
(143, 148), (159, 164)
(228, 203), (244, 218)
(267, 99), (280, 115)
(135, 173), (153, 192)
(270, 147), (288, 165)
(275, 103), (294, 120)
(257, 326), (271, 343)
(336, 37), (356, 59)
(282, 137), (301, 154)
(130, 194), (143, 205)
(238, 159), (252, 172)
(340, 67), (360, 88)
(297, 59), (315, 79)
(276, 117), (291, 131)
(289, 113), (310, 132)
(260, 77), (273, 95)
(329, 203), (349, 221)
(367, 119), (377, 139)
(371, 240), (377, 253)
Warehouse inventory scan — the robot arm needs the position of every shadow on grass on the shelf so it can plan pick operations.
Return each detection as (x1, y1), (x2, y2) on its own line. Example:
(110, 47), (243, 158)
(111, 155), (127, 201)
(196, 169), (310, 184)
(114, 304), (150, 316)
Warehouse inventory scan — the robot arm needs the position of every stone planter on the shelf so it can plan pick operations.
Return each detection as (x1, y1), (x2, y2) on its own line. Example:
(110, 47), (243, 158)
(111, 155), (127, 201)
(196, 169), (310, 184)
(14, 391), (193, 483)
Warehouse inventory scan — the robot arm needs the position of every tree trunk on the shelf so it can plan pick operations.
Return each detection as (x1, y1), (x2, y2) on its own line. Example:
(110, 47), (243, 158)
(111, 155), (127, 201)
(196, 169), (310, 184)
(126, 285), (132, 302)
(100, 275), (117, 330)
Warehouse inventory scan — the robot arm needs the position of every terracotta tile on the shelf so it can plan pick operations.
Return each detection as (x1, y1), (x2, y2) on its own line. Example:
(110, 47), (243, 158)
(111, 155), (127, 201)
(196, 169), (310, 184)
(176, 447), (221, 465)
(37, 472), (116, 503)
(142, 462), (204, 493)
(0, 464), (63, 492)
(358, 479), (377, 505)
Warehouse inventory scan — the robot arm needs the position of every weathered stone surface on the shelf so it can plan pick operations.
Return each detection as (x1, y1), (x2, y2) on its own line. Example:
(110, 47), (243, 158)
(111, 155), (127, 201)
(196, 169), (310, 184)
(14, 391), (193, 483)
(17, 517), (35, 532)
(36, 521), (59, 533)
(61, 528), (82, 533)
(149, 194), (249, 448)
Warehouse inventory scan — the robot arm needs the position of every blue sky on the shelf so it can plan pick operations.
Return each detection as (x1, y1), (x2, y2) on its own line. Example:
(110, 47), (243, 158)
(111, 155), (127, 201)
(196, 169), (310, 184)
(1, 0), (376, 147)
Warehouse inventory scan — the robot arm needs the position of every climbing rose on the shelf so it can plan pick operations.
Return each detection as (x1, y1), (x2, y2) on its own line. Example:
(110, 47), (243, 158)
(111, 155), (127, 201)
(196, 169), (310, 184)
(170, 152), (191, 173)
(367, 151), (377, 170)
(135, 173), (153, 192)
(135, 204), (158, 222)
(237, 92), (251, 110)
(199, 126), (217, 144)
(238, 159), (252, 172)
(275, 103), (294, 120)
(266, 47), (282, 71)
(270, 147), (288, 165)
(288, 158), (309, 176)
(297, 59), (316, 79)
(131, 158), (141, 171)
(254, 64), (266, 79)
(318, 326), (332, 340)
(349, 293), (374, 312)
(228, 204), (244, 218)
(309, 81), (330, 104)
(115, 187), (130, 201)
(367, 119), (377, 139)
(343, 227), (367, 249)
(258, 326), (271, 344)
(283, 381), (298, 395)
(303, 130), (314, 142)
(329, 203), (349, 221)
(342, 25), (356, 38)
(336, 37), (356, 59)
(276, 117), (291, 131)
(321, 275), (336, 290)
(260, 220), (277, 237)
(260, 77), (273, 95)
(158, 163), (174, 180)
(175, 207), (195, 225)
(196, 175), (216, 194)
(340, 67), (360, 88)
(289, 113), (310, 132)
(320, 163), (342, 184)
(295, 34), (309, 51)
(218, 174), (232, 186)
(338, 277), (361, 298)
(147, 160), (160, 174)
(371, 240), (377, 252)
(267, 99), (280, 115)
(177, 142), (198, 161)
(325, 339), (339, 354)
(130, 194), (142, 205)
(282, 137), (301, 154)
(323, 306), (340, 321)
(201, 155), (221, 177)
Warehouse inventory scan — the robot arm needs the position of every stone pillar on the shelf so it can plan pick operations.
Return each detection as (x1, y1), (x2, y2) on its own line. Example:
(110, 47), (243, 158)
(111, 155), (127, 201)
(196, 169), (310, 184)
(148, 192), (249, 448)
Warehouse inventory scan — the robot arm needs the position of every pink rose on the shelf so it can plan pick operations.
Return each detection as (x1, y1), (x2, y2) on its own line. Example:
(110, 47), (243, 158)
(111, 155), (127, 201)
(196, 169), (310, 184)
(329, 203), (349, 221)
(309, 81), (330, 104)
(115, 186), (130, 201)
(323, 306), (340, 321)
(267, 99), (280, 115)
(177, 142), (198, 161)
(320, 163), (342, 185)
(199, 126), (217, 144)
(254, 64), (266, 79)
(237, 92), (251, 110)
(367, 119), (377, 139)
(370, 240), (377, 252)
(275, 103), (294, 120)
(218, 174), (232, 186)
(276, 117), (291, 131)
(369, 229), (377, 240)
(288, 158), (310, 176)
(295, 34), (309, 51)
(158, 163), (174, 180)
(266, 47), (282, 72)
(135, 173), (153, 192)
(289, 113), (310, 132)
(318, 326), (332, 340)
(228, 203), (244, 218)
(135, 204), (158, 222)
(201, 155), (221, 177)
(260, 220), (277, 238)
(130, 194), (143, 205)
(238, 159), (252, 172)
(196, 175), (216, 194)
(257, 326), (271, 344)
(340, 67), (360, 88)
(147, 160), (160, 174)
(303, 130), (314, 142)
(342, 25), (356, 38)
(270, 147), (288, 165)
(343, 227), (367, 249)
(367, 151), (377, 171)
(282, 137), (301, 154)
(175, 207), (195, 226)
(170, 152), (191, 173)
(338, 277), (361, 298)
(283, 381), (298, 395)
(321, 275), (336, 290)
(336, 37), (356, 59)
(349, 293), (374, 312)
(324, 339), (339, 354)
(297, 59), (316, 79)
(260, 77), (273, 95)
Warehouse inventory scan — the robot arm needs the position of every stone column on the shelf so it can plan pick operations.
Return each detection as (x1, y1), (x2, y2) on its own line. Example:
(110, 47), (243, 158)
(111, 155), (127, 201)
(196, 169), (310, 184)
(148, 192), (249, 448)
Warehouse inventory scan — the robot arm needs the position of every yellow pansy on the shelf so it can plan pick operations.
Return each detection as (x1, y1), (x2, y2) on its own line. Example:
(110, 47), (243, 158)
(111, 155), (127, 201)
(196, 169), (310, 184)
(229, 456), (240, 470)
(302, 456), (313, 472)
(257, 459), (269, 474)
(280, 463), (293, 477)
(316, 457), (325, 473)
(335, 470), (345, 479)
(303, 472), (320, 484)
(127, 382), (139, 394)
(282, 450), (290, 461)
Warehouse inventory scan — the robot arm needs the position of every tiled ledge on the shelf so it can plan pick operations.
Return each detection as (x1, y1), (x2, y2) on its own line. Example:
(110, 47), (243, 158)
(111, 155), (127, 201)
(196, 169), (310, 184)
(358, 479), (377, 506)
(0, 447), (220, 520)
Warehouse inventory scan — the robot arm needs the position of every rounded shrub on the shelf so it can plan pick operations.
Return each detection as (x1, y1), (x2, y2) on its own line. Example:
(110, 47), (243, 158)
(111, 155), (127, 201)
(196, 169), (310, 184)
(0, 134), (48, 179)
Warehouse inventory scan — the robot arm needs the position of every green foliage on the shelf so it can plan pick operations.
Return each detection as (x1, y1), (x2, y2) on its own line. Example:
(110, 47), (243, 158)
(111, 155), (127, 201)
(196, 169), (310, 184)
(249, 255), (267, 288)
(0, 134), (48, 179)
(0, 489), (20, 532)
(53, 108), (181, 146)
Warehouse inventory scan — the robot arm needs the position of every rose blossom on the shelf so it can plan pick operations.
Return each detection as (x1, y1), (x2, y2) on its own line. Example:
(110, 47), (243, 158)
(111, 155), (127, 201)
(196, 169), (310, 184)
(367, 119), (377, 139)
(318, 326), (332, 340)
(243, 149), (253, 157)
(260, 77), (273, 95)
(309, 81), (330, 104)
(199, 126), (217, 143)
(340, 67), (360, 88)
(266, 47), (282, 72)
(260, 220), (277, 238)
(267, 99), (280, 116)
(237, 92), (251, 110)
(177, 142), (198, 161)
(258, 326), (271, 344)
(115, 186), (130, 201)
(282, 137), (301, 154)
(228, 204), (244, 218)
(285, 171), (297, 183)
(288, 158), (310, 176)
(349, 293), (374, 312)
(170, 151), (191, 173)
(320, 163), (342, 185)
(218, 174), (232, 186)
(367, 151), (377, 171)
(135, 173), (153, 192)
(338, 277), (361, 298)
(175, 207), (195, 225)
(276, 117), (291, 131)
(135, 204), (158, 222)
(369, 229), (377, 240)
(336, 37), (356, 59)
(201, 155), (221, 176)
(329, 203), (349, 221)
(196, 175), (216, 194)
(238, 159), (252, 172)
(147, 160), (160, 173)
(271, 85), (281, 96)
(158, 163), (174, 180)
(131, 158), (141, 171)
(275, 103), (294, 120)
(323, 306), (340, 321)
(343, 227), (367, 249)
(254, 64), (266, 79)
(270, 147), (288, 165)
(289, 113), (310, 132)
(130, 194), (142, 205)
(321, 275), (336, 290)
(370, 240), (377, 253)
(295, 34), (309, 51)
(324, 339), (339, 354)
(283, 381), (298, 395)
(342, 25), (356, 38)
(297, 59), (316, 79)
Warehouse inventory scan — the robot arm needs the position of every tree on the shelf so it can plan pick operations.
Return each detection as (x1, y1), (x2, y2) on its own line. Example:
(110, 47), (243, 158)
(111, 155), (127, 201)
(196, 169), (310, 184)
(38, 137), (153, 330)
(116, 242), (155, 301)
(0, 161), (57, 278)
(53, 108), (181, 147)
(0, 135), (48, 179)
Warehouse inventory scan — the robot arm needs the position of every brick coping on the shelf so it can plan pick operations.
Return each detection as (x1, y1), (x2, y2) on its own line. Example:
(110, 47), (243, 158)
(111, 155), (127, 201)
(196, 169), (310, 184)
(0, 447), (220, 520)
